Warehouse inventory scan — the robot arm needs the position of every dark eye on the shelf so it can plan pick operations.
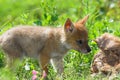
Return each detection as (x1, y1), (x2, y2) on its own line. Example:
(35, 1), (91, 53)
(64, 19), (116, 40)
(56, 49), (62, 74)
(76, 40), (83, 45)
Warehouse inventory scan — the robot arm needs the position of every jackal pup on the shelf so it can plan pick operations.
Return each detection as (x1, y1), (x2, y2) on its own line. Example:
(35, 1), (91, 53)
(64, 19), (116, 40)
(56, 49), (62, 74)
(0, 15), (91, 75)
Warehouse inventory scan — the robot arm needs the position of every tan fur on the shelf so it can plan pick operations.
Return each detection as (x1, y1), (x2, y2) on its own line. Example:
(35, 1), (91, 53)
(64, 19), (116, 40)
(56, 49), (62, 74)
(0, 15), (91, 75)
(91, 33), (120, 76)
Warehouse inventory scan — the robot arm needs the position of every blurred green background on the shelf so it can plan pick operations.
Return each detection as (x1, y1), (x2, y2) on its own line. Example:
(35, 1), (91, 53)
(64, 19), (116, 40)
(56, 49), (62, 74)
(0, 0), (120, 80)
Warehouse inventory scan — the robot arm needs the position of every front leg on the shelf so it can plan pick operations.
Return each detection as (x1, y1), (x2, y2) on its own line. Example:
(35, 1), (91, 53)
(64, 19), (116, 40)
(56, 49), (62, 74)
(39, 54), (50, 75)
(50, 56), (64, 75)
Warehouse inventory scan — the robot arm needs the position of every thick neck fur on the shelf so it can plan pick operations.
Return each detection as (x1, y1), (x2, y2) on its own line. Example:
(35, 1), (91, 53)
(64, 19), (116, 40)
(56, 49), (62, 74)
(43, 27), (69, 57)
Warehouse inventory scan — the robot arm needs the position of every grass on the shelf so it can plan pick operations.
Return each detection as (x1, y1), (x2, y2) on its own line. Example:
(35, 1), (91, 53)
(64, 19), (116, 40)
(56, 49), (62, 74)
(0, 0), (120, 80)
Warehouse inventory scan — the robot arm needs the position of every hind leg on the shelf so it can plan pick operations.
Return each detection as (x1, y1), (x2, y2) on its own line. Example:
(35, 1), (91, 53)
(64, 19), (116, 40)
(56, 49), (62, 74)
(3, 46), (23, 69)
(2, 42), (23, 67)
(5, 55), (14, 68)
(1, 37), (23, 68)
(5, 51), (22, 69)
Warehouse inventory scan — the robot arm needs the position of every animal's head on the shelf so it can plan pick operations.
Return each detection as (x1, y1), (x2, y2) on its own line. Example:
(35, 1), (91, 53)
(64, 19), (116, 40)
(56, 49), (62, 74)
(64, 15), (91, 53)
(94, 33), (120, 55)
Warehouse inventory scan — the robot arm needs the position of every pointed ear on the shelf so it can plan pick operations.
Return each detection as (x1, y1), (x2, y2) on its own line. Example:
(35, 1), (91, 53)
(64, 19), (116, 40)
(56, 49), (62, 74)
(64, 18), (74, 32)
(77, 15), (89, 25)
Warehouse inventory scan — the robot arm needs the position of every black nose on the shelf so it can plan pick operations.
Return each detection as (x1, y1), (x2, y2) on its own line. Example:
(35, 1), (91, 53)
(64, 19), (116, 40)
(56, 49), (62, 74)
(87, 47), (91, 52)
